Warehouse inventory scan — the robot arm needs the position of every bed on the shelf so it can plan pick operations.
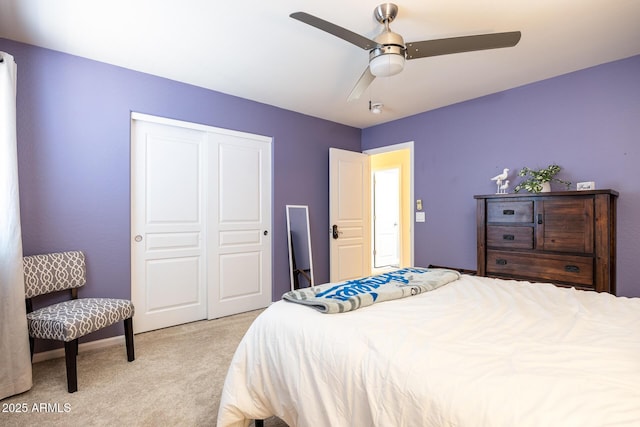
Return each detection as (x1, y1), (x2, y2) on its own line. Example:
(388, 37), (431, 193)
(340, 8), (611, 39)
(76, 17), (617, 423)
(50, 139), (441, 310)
(217, 270), (640, 427)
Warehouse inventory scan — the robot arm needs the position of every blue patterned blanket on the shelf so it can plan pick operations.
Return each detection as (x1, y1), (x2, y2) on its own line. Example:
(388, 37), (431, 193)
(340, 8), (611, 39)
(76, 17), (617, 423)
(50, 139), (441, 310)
(282, 267), (460, 314)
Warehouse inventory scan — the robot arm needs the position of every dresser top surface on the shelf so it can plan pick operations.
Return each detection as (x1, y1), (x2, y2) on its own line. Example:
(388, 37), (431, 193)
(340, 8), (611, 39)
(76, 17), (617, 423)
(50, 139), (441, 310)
(474, 189), (618, 200)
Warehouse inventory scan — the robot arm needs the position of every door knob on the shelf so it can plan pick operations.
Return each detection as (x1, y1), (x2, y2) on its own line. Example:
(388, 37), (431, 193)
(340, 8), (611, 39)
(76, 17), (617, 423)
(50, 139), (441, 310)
(332, 224), (340, 239)
(134, 235), (143, 242)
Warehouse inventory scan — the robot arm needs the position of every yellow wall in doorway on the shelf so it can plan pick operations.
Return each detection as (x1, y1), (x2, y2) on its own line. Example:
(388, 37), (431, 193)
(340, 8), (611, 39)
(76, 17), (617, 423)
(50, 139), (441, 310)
(370, 149), (411, 268)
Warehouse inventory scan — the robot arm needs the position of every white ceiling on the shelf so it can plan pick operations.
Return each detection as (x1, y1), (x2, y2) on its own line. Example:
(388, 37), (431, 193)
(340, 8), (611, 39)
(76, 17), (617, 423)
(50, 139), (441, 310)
(1, 0), (639, 128)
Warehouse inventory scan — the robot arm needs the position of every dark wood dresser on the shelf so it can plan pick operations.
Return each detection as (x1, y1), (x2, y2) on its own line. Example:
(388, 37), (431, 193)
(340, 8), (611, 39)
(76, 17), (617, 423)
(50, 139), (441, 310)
(475, 190), (618, 294)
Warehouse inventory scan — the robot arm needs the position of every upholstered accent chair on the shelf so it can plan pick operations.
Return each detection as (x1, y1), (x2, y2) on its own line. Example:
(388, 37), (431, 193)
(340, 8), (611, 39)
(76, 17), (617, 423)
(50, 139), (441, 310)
(23, 251), (135, 393)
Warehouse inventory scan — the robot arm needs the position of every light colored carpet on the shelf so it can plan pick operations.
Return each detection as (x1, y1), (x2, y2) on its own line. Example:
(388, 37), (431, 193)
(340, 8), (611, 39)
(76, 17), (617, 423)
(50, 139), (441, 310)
(1, 309), (288, 427)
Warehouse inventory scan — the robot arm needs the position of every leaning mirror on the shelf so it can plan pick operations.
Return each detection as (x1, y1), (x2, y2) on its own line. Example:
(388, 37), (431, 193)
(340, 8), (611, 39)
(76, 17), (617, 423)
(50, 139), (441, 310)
(286, 205), (314, 290)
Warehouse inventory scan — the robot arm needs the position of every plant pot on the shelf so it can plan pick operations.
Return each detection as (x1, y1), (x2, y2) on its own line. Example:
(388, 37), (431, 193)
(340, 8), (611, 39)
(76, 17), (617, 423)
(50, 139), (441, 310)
(540, 182), (551, 192)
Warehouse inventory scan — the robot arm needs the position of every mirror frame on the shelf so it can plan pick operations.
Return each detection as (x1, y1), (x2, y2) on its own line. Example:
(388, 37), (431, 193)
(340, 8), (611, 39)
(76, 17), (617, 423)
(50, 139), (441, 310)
(286, 205), (315, 291)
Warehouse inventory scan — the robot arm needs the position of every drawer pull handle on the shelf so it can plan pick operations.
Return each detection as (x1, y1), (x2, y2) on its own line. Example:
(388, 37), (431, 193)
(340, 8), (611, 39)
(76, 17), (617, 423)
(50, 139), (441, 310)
(537, 214), (543, 224)
(496, 259), (508, 265)
(503, 234), (515, 241)
(503, 209), (515, 215)
(565, 265), (580, 273)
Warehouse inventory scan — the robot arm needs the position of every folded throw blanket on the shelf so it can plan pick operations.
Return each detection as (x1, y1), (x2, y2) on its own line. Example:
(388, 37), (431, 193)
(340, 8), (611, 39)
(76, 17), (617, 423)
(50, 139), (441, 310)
(282, 267), (461, 314)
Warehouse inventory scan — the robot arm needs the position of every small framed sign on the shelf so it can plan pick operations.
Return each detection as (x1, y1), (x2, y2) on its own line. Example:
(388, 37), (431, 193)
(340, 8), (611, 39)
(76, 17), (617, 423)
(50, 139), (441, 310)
(577, 181), (596, 191)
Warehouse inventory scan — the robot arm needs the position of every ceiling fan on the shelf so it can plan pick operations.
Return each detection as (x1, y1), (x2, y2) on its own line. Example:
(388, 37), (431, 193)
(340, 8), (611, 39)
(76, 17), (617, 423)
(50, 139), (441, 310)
(290, 3), (521, 101)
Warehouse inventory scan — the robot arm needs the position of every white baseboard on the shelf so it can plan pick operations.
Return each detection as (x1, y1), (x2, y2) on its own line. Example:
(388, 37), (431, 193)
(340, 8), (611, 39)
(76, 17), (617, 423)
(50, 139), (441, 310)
(32, 335), (125, 363)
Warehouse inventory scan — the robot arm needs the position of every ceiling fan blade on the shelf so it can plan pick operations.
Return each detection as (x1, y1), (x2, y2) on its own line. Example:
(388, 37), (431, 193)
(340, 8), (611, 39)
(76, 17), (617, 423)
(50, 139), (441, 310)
(347, 67), (376, 102)
(405, 31), (521, 60)
(290, 12), (378, 50)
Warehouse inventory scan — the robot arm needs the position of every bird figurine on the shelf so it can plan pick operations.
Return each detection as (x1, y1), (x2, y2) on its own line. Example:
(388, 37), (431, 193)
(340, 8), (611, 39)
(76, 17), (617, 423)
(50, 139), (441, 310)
(491, 168), (509, 194)
(498, 180), (510, 194)
(491, 168), (509, 182)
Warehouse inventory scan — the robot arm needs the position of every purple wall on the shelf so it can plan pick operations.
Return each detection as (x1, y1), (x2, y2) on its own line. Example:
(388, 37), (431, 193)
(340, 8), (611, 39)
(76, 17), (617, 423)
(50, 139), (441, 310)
(362, 55), (640, 297)
(1, 38), (360, 350)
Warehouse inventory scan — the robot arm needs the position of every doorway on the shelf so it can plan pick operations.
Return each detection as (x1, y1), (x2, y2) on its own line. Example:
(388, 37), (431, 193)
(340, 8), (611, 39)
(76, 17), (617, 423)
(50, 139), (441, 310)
(328, 142), (414, 281)
(373, 167), (401, 268)
(367, 143), (413, 273)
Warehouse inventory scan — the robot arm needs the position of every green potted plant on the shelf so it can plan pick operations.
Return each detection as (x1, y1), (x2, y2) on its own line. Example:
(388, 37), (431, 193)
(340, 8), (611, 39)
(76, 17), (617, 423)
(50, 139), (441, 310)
(513, 164), (571, 193)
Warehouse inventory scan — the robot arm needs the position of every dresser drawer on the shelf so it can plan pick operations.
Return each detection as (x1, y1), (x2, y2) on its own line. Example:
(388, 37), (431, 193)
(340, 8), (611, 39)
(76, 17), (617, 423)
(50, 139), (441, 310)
(487, 201), (533, 223)
(486, 250), (593, 287)
(487, 226), (533, 249)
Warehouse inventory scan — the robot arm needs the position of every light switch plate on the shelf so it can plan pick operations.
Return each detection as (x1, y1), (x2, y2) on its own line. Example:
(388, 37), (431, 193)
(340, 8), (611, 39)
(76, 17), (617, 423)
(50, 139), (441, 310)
(416, 212), (426, 222)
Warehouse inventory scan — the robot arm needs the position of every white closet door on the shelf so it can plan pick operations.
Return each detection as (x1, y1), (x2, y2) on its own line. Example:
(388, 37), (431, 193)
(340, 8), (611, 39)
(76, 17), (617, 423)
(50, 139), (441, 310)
(131, 114), (272, 331)
(207, 132), (272, 318)
(131, 120), (207, 333)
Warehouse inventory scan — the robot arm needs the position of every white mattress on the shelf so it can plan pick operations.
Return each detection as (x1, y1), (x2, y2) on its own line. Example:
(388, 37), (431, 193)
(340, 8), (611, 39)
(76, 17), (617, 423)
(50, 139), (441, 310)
(217, 275), (640, 427)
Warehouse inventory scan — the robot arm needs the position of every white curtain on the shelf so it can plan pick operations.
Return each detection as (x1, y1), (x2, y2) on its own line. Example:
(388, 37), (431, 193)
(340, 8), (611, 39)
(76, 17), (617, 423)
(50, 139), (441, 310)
(0, 51), (32, 399)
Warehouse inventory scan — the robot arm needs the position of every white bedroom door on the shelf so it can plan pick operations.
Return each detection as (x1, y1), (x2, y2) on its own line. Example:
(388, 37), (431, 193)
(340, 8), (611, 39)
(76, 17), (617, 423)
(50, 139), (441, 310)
(131, 119), (208, 333)
(329, 148), (371, 282)
(207, 132), (272, 318)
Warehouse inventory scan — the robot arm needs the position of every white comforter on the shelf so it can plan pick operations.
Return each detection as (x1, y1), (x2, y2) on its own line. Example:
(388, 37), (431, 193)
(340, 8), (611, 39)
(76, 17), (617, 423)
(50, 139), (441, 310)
(217, 275), (640, 427)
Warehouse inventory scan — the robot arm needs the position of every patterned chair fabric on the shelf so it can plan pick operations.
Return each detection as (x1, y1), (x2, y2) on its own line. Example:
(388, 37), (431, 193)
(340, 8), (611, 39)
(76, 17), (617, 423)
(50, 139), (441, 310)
(27, 298), (135, 342)
(23, 251), (86, 298)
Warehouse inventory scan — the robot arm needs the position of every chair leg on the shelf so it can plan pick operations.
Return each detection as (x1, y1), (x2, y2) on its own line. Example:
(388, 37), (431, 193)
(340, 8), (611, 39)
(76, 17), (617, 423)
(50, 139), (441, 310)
(29, 336), (34, 361)
(64, 340), (78, 393)
(124, 317), (135, 362)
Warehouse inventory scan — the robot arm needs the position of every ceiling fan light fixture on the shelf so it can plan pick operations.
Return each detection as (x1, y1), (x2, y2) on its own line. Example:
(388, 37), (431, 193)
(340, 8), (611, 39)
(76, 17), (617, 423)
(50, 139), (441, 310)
(369, 44), (405, 77)
(370, 53), (404, 77)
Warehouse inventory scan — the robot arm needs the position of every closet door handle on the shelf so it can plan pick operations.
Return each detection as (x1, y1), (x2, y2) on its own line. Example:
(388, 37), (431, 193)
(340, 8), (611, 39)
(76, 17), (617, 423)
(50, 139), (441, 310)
(537, 214), (543, 224)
